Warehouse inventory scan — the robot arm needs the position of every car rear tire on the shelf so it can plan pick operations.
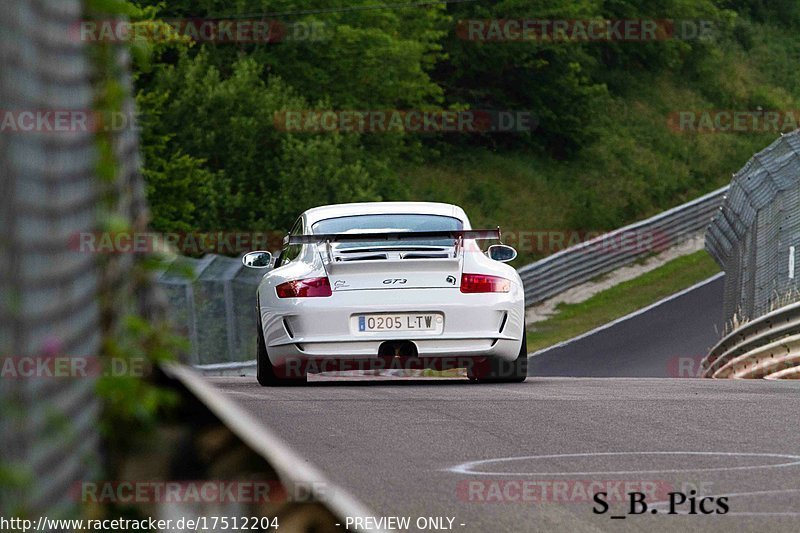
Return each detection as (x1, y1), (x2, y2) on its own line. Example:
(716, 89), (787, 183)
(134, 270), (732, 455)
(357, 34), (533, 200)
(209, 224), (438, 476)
(256, 312), (307, 386)
(469, 332), (528, 383)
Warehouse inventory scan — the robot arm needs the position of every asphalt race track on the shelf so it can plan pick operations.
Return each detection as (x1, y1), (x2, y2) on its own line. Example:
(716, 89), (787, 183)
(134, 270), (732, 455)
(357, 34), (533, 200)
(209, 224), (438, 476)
(210, 273), (800, 532)
(214, 377), (800, 532)
(528, 274), (726, 378)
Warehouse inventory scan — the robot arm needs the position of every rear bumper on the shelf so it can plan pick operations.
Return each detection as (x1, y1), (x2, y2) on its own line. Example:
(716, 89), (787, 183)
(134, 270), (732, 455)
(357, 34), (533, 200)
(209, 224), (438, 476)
(259, 286), (524, 363)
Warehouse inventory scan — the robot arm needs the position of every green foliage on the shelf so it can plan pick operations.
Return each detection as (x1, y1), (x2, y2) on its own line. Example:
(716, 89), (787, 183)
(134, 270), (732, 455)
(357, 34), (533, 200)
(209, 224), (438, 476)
(131, 0), (452, 233)
(718, 0), (800, 28)
(139, 50), (396, 231)
(96, 316), (183, 448)
(438, 0), (608, 155)
(136, 1), (448, 107)
(125, 0), (800, 251)
(137, 88), (226, 232)
(86, 0), (186, 463)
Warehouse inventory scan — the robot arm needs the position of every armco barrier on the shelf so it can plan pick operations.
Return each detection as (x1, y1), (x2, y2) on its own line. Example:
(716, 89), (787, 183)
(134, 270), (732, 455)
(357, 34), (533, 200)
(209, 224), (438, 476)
(768, 365), (800, 379)
(702, 300), (800, 379)
(518, 186), (727, 304)
(162, 363), (384, 531)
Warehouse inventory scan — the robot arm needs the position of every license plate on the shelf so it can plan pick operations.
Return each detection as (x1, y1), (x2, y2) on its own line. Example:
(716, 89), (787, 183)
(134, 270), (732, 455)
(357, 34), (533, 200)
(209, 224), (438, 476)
(354, 313), (441, 333)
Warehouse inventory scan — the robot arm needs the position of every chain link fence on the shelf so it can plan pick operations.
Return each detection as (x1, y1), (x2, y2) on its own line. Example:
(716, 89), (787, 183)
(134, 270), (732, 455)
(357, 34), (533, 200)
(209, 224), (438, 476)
(157, 254), (267, 365)
(705, 130), (800, 327)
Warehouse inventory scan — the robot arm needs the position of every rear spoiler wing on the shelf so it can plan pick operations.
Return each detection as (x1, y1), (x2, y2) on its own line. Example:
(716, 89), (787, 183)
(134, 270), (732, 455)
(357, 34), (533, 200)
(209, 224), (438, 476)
(286, 228), (501, 246)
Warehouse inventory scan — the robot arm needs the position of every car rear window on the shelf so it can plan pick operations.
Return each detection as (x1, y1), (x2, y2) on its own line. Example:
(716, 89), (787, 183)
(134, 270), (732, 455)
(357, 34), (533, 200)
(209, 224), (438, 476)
(311, 214), (463, 248)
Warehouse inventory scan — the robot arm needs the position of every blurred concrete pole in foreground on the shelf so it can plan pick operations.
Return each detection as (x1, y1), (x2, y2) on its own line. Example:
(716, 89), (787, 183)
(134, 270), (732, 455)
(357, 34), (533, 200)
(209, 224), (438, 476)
(0, 0), (152, 519)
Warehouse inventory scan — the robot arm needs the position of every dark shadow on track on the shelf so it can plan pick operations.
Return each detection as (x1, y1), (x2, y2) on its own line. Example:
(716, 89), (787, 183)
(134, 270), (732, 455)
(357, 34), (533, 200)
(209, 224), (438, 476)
(286, 377), (532, 387)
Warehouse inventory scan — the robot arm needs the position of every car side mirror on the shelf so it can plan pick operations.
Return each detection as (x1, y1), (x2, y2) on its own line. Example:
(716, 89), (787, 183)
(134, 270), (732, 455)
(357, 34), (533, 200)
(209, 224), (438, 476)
(242, 251), (273, 268)
(487, 244), (517, 263)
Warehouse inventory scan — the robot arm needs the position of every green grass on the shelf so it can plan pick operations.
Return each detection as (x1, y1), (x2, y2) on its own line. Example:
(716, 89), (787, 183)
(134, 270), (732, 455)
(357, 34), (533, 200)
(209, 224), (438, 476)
(526, 250), (721, 352)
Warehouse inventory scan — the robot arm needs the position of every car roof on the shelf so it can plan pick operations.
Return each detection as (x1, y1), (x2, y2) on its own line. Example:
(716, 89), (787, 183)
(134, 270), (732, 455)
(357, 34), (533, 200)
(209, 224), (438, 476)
(302, 202), (469, 227)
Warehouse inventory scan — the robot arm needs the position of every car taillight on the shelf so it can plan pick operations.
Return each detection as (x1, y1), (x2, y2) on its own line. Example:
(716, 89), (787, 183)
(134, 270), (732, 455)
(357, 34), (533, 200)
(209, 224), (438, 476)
(276, 277), (332, 298)
(460, 273), (511, 293)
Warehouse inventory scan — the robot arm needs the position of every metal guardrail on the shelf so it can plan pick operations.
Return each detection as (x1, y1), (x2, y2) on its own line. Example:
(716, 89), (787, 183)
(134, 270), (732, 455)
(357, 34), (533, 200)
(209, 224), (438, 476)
(518, 186), (728, 304)
(702, 301), (800, 379)
(162, 363), (385, 532)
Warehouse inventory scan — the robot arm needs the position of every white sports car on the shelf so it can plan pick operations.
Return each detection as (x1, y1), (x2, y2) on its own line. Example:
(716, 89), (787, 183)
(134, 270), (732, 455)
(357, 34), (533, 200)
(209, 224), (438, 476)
(242, 202), (527, 385)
